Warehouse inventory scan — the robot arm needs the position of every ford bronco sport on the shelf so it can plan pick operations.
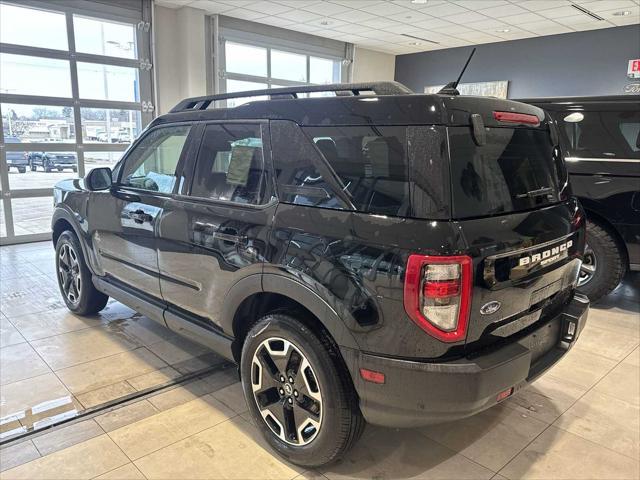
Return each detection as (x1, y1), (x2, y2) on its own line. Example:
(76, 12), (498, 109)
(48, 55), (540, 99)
(52, 82), (589, 467)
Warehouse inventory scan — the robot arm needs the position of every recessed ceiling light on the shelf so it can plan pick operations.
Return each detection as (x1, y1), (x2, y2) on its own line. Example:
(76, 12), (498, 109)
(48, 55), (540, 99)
(320, 20), (332, 25)
(496, 28), (511, 33)
(613, 10), (632, 16)
(408, 41), (422, 45)
(411, 0), (428, 4)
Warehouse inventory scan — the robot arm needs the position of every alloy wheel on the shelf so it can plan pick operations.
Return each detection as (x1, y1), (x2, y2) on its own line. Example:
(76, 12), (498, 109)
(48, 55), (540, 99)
(251, 337), (322, 446)
(58, 243), (82, 305)
(578, 243), (597, 286)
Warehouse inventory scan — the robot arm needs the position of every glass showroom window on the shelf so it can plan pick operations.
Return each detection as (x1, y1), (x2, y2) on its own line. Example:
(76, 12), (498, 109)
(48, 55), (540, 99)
(0, 2), (152, 244)
(223, 40), (342, 96)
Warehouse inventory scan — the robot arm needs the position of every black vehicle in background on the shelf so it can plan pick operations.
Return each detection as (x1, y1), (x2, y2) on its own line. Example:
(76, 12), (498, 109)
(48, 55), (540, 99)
(521, 95), (640, 301)
(4, 136), (28, 173)
(52, 82), (589, 466)
(28, 151), (78, 172)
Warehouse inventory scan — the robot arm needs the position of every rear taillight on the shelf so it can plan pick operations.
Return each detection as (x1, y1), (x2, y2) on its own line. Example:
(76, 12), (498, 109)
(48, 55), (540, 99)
(493, 111), (540, 126)
(403, 255), (472, 342)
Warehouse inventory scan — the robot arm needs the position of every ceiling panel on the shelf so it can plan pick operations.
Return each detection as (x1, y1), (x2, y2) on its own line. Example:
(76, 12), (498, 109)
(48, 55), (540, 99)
(157, 0), (639, 55)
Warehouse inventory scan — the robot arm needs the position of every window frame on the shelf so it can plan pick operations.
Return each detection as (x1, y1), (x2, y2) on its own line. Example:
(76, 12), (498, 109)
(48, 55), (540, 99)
(179, 119), (275, 209)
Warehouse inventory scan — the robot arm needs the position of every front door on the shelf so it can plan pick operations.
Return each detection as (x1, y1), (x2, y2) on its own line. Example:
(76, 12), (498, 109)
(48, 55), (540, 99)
(156, 122), (275, 332)
(88, 124), (194, 301)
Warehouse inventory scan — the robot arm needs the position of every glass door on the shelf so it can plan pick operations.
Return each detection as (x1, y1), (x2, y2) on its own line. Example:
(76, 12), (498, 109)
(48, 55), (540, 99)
(0, 1), (154, 244)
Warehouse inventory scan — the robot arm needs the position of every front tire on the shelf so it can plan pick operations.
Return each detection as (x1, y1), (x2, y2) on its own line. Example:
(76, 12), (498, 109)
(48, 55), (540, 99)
(55, 230), (109, 315)
(241, 313), (364, 467)
(577, 220), (626, 302)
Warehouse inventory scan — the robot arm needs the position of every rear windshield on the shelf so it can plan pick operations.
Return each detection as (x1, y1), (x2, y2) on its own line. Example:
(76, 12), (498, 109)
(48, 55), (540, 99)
(449, 126), (563, 219)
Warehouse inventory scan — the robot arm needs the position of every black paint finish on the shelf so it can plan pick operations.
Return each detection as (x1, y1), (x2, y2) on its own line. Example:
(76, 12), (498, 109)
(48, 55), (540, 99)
(52, 89), (589, 426)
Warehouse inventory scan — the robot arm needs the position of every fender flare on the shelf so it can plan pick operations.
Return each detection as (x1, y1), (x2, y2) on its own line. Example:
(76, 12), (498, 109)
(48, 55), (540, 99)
(51, 207), (100, 275)
(221, 272), (360, 351)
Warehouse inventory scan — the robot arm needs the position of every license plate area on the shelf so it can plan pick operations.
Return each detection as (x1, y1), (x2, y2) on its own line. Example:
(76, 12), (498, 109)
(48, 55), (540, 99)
(528, 319), (561, 364)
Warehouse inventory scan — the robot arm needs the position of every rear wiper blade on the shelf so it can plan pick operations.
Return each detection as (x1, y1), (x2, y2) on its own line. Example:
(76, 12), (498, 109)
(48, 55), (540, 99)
(516, 187), (554, 199)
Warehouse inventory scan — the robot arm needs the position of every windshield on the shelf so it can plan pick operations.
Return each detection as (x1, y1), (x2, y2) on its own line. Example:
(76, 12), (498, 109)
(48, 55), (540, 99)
(449, 126), (564, 219)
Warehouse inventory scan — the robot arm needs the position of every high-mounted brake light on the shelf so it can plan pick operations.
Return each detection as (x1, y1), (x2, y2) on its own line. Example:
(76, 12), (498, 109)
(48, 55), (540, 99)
(403, 255), (472, 342)
(493, 111), (540, 126)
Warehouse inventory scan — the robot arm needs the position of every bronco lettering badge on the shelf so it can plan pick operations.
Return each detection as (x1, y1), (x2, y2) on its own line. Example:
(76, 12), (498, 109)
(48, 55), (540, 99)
(518, 240), (573, 268)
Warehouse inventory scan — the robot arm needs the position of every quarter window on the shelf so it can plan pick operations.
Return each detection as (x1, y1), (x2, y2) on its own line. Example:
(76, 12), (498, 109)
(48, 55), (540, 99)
(191, 124), (265, 205)
(120, 125), (191, 193)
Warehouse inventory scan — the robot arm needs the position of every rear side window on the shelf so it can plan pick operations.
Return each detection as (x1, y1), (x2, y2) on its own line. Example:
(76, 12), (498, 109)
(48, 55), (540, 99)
(270, 121), (449, 219)
(449, 127), (562, 219)
(559, 109), (640, 159)
(190, 124), (266, 205)
(304, 126), (410, 216)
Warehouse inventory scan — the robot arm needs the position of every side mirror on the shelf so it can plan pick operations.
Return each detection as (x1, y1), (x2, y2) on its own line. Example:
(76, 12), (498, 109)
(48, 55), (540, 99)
(86, 167), (113, 191)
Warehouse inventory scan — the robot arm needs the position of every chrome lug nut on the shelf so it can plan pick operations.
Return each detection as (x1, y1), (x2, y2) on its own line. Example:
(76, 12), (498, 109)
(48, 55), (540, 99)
(279, 388), (284, 395)
(288, 376), (294, 383)
(279, 375), (285, 382)
(294, 390), (299, 397)
(288, 397), (293, 404)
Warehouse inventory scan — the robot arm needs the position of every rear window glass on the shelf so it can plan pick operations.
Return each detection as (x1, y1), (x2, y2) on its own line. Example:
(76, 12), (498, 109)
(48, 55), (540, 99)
(558, 110), (640, 159)
(449, 127), (563, 219)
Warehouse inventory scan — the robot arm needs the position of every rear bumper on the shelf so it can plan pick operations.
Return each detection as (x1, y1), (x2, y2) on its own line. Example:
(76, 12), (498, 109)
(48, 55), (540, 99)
(343, 293), (589, 428)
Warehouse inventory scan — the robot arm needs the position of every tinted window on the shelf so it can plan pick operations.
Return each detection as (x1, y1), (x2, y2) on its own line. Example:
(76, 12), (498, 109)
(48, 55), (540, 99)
(120, 125), (190, 193)
(449, 127), (563, 219)
(559, 110), (640, 159)
(191, 124), (265, 205)
(271, 121), (448, 218)
(304, 126), (409, 216)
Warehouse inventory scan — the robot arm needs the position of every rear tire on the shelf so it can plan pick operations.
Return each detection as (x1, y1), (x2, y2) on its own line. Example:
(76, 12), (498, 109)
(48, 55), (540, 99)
(240, 313), (364, 467)
(577, 220), (626, 302)
(55, 230), (109, 315)
(17, 167), (26, 173)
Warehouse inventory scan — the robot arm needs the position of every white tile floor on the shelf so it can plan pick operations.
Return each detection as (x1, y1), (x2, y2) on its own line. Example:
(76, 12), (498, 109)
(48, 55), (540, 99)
(0, 241), (639, 479)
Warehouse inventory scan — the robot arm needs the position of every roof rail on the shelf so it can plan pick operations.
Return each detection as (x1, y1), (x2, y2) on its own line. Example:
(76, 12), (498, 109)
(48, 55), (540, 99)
(169, 81), (413, 113)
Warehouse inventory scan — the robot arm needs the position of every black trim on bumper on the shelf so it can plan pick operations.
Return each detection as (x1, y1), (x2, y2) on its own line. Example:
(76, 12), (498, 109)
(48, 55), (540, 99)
(342, 293), (589, 428)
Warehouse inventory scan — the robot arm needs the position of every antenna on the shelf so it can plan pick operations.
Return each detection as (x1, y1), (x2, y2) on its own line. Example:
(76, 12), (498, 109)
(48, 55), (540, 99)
(438, 48), (476, 95)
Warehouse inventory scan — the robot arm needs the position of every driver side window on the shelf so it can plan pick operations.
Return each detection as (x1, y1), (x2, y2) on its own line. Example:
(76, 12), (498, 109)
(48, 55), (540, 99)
(120, 125), (191, 193)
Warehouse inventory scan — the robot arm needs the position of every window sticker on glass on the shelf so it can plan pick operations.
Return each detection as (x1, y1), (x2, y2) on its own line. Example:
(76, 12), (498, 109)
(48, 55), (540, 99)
(226, 145), (255, 186)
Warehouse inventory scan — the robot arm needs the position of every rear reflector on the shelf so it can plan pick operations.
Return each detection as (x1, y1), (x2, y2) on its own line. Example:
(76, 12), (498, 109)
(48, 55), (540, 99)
(493, 111), (540, 126)
(496, 387), (513, 402)
(360, 368), (385, 384)
(404, 255), (472, 342)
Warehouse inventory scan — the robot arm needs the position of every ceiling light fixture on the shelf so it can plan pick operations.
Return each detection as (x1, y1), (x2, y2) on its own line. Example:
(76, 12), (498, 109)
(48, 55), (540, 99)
(320, 20), (332, 26)
(612, 10), (632, 16)
(401, 33), (439, 44)
(570, 4), (605, 20)
(408, 41), (422, 45)
(496, 28), (511, 33)
(411, 0), (428, 4)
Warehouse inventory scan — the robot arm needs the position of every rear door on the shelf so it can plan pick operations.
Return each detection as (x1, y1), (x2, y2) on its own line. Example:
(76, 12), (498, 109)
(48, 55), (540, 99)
(89, 123), (194, 301)
(448, 125), (585, 350)
(156, 121), (275, 332)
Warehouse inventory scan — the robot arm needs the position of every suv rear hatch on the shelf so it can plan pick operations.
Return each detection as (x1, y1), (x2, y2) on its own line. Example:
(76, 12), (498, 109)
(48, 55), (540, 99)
(446, 102), (585, 355)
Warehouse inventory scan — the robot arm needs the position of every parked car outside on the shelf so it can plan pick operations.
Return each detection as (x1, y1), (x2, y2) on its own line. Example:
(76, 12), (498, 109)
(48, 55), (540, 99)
(29, 152), (78, 172)
(4, 136), (28, 173)
(521, 95), (640, 301)
(52, 82), (589, 467)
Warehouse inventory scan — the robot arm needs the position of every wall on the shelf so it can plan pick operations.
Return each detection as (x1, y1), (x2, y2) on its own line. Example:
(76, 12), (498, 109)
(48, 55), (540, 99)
(395, 25), (640, 98)
(353, 47), (396, 82)
(154, 5), (207, 114)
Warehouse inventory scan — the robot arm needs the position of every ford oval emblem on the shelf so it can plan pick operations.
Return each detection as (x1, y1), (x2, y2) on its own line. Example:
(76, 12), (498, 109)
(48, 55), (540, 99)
(480, 301), (501, 315)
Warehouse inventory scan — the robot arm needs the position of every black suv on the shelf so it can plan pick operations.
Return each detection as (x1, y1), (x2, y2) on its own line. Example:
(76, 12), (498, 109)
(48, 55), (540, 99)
(52, 82), (589, 467)
(521, 95), (640, 301)
(28, 151), (78, 172)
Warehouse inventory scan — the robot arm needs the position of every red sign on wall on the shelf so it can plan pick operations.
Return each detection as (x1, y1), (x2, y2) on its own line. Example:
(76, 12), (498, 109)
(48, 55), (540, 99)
(628, 59), (640, 78)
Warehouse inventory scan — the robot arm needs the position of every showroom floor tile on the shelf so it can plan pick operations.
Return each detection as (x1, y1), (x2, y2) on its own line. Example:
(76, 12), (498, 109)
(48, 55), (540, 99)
(1, 242), (639, 479)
